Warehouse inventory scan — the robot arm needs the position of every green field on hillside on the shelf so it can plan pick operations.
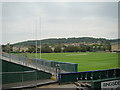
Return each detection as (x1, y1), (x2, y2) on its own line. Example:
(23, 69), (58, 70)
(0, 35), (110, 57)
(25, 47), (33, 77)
(26, 52), (119, 72)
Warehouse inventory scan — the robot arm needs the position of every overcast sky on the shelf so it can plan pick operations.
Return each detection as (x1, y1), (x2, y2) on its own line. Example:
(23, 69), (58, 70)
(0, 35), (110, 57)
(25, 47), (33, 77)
(2, 2), (118, 44)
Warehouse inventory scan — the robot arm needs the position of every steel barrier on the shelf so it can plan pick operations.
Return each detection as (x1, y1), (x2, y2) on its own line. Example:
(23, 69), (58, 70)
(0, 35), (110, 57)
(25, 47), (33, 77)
(58, 68), (120, 84)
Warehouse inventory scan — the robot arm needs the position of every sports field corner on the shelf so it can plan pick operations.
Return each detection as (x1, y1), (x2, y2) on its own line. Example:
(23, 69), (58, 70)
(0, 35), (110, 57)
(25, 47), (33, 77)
(27, 52), (119, 72)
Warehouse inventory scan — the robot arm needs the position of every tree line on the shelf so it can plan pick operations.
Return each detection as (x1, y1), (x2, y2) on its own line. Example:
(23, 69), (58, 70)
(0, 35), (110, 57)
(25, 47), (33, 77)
(12, 37), (117, 46)
(26, 43), (111, 53)
(2, 41), (111, 53)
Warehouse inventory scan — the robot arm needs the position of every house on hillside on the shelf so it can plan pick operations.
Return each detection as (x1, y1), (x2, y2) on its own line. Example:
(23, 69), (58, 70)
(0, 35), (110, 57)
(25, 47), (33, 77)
(12, 46), (19, 52)
(13, 46), (29, 52)
(111, 42), (120, 52)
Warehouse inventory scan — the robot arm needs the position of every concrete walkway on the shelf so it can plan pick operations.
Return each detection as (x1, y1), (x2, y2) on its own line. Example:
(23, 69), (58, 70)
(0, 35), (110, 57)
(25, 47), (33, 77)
(2, 79), (57, 90)
(38, 83), (77, 88)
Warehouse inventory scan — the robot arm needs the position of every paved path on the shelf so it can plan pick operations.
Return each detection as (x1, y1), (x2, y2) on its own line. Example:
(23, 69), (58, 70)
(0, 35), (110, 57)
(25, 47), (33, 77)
(38, 83), (77, 88)
(2, 79), (57, 90)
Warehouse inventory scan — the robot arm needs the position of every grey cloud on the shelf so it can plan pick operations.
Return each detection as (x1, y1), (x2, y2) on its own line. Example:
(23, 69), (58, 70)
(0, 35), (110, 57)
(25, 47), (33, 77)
(2, 2), (118, 44)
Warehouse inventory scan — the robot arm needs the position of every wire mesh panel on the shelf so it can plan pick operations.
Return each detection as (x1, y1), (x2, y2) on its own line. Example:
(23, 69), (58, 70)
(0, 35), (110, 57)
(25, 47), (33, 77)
(116, 68), (120, 77)
(100, 70), (107, 79)
(86, 72), (92, 80)
(23, 71), (36, 82)
(81, 72), (87, 80)
(59, 73), (78, 83)
(92, 71), (101, 80)
(37, 71), (52, 80)
(2, 71), (35, 84)
(2, 70), (52, 85)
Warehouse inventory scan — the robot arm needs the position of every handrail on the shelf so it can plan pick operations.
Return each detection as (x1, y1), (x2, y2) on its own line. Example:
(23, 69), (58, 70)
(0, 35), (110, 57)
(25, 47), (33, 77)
(2, 70), (36, 74)
(1, 52), (78, 74)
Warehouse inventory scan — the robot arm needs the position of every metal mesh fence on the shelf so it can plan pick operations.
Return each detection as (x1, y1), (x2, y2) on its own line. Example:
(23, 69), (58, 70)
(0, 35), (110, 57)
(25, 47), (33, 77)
(1, 52), (78, 74)
(2, 70), (52, 89)
(58, 68), (120, 84)
(2, 70), (36, 84)
(1, 70), (37, 89)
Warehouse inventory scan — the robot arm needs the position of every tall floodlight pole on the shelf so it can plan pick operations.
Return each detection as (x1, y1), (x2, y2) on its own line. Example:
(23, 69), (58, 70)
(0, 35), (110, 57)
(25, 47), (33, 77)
(35, 17), (38, 87)
(35, 18), (38, 69)
(39, 16), (41, 60)
(36, 16), (42, 61)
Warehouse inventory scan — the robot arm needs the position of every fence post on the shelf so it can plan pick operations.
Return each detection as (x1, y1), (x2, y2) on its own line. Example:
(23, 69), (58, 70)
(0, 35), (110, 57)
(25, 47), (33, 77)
(99, 71), (101, 79)
(58, 73), (61, 85)
(75, 64), (78, 72)
(114, 69), (116, 77)
(21, 71), (23, 87)
(106, 70), (108, 78)
(9, 53), (11, 62)
(19, 55), (20, 64)
(35, 70), (37, 87)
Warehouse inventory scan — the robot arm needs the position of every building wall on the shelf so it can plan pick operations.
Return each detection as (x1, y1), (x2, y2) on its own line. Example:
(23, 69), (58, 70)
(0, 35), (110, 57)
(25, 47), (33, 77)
(13, 46), (29, 52)
(111, 44), (120, 52)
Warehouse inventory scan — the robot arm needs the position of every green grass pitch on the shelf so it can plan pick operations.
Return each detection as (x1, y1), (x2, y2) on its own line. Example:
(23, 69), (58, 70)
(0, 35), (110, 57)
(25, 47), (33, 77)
(27, 52), (119, 72)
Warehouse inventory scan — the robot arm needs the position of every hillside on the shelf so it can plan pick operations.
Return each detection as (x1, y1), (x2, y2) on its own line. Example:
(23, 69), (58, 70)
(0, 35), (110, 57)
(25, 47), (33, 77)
(12, 37), (119, 46)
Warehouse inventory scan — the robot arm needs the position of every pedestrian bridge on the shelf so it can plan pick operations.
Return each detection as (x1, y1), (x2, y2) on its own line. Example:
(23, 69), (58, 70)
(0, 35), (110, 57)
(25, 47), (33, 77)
(1, 52), (78, 75)
(1, 52), (78, 89)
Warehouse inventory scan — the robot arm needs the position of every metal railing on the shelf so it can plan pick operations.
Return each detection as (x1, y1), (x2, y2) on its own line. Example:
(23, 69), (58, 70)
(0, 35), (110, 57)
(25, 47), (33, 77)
(58, 68), (120, 84)
(1, 52), (78, 74)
